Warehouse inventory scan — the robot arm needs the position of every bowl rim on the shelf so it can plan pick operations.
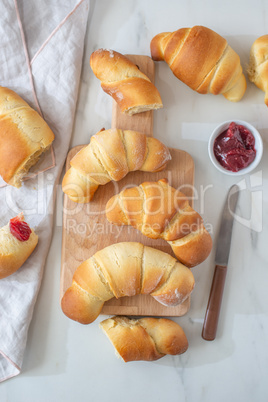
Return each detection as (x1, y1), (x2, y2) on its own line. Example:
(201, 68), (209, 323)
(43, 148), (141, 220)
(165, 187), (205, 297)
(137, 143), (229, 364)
(208, 119), (263, 176)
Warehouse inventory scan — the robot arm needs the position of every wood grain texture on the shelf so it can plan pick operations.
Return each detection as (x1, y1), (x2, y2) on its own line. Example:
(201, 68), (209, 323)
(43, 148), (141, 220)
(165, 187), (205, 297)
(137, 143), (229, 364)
(60, 55), (195, 317)
(60, 146), (194, 316)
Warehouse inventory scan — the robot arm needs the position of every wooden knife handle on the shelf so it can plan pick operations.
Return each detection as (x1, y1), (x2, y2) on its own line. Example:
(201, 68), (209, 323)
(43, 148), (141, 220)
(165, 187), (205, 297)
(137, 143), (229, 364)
(202, 265), (227, 341)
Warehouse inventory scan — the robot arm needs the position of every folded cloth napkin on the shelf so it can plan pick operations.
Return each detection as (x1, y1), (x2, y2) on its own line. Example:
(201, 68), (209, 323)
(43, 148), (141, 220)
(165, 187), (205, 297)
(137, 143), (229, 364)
(0, 0), (90, 382)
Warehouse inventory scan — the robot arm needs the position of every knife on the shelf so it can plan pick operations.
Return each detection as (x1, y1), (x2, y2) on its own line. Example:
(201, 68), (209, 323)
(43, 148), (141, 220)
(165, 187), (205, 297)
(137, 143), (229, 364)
(202, 184), (239, 341)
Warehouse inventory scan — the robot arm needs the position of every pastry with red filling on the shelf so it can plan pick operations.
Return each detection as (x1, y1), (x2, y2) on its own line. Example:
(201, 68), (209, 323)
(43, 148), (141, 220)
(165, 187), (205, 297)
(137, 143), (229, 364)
(0, 213), (38, 279)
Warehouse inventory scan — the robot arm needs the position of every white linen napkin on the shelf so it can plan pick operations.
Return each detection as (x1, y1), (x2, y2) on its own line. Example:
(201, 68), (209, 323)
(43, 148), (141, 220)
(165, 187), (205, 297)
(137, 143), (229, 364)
(0, 0), (90, 382)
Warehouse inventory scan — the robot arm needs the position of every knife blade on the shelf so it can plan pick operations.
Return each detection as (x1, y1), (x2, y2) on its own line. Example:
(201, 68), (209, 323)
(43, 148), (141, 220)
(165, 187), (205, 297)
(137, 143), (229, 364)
(202, 184), (239, 341)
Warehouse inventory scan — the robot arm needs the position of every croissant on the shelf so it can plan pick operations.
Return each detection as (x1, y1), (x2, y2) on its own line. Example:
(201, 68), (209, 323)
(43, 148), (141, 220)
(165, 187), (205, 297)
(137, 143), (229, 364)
(62, 128), (171, 203)
(0, 86), (55, 187)
(0, 213), (38, 279)
(106, 179), (212, 267)
(61, 242), (195, 324)
(248, 35), (268, 106)
(150, 26), (246, 102)
(90, 49), (163, 115)
(100, 316), (188, 362)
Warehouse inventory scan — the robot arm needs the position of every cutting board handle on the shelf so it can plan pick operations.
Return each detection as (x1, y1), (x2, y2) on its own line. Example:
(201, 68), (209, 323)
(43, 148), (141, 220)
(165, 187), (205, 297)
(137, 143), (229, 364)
(111, 55), (155, 137)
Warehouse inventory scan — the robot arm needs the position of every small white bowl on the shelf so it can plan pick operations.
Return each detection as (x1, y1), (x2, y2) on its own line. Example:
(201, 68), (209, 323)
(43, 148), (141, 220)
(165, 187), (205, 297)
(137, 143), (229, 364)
(208, 120), (263, 176)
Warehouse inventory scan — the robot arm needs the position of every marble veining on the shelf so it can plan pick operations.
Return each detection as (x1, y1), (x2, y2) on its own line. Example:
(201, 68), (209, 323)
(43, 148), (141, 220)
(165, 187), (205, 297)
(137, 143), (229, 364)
(1, 0), (268, 401)
(70, 3), (268, 402)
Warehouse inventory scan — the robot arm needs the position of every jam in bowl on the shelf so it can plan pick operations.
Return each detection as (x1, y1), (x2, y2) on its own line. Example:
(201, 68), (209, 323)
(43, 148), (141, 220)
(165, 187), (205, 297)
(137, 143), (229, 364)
(208, 120), (263, 175)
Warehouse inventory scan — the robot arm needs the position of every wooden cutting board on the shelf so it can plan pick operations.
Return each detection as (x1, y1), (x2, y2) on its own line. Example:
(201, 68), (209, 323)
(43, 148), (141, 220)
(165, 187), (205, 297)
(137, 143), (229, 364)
(60, 55), (195, 317)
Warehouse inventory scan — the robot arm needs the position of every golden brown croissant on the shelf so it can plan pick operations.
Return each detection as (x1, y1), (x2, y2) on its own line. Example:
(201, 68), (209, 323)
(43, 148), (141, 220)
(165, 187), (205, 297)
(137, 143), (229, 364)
(150, 26), (246, 102)
(61, 242), (195, 324)
(90, 49), (163, 115)
(0, 86), (55, 187)
(106, 179), (212, 267)
(248, 35), (268, 105)
(62, 128), (171, 203)
(100, 316), (188, 362)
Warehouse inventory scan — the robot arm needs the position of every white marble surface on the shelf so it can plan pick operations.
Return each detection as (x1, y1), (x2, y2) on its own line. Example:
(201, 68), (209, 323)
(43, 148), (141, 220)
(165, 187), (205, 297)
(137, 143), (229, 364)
(1, 0), (268, 401)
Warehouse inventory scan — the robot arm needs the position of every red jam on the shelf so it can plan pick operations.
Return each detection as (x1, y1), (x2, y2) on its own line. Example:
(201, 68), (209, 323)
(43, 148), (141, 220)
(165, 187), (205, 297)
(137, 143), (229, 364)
(213, 122), (256, 172)
(9, 214), (32, 242)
